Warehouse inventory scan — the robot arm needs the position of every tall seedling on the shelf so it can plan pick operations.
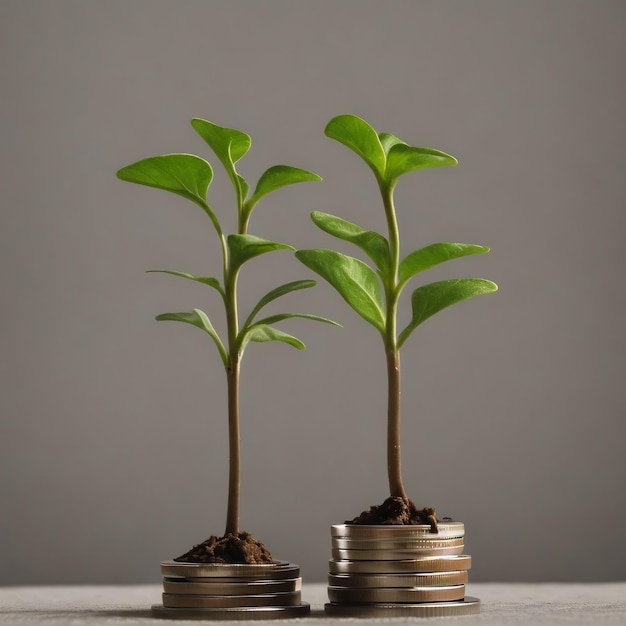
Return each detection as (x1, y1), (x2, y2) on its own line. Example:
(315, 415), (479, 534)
(117, 119), (338, 542)
(297, 115), (497, 508)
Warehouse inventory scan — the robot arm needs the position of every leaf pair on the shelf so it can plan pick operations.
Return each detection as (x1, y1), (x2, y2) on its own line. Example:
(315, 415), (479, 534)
(154, 278), (338, 362)
(116, 119), (321, 241)
(192, 119), (321, 227)
(324, 114), (458, 187)
(296, 238), (495, 343)
(237, 279), (339, 353)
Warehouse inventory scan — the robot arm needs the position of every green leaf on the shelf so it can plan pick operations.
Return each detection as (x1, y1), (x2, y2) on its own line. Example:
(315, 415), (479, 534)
(247, 165), (321, 210)
(253, 312), (341, 327)
(191, 118), (251, 207)
(398, 243), (490, 289)
(398, 279), (498, 348)
(325, 114), (386, 179)
(243, 280), (316, 328)
(295, 249), (385, 332)
(227, 234), (294, 271)
(385, 144), (457, 182)
(378, 132), (405, 154)
(245, 324), (306, 351)
(146, 270), (224, 297)
(117, 153), (212, 209)
(155, 308), (228, 368)
(310, 211), (391, 276)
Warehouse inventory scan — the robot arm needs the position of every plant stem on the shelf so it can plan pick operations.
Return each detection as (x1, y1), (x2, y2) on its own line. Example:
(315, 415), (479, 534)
(381, 184), (408, 500)
(386, 348), (407, 499)
(224, 264), (241, 536)
(225, 353), (240, 536)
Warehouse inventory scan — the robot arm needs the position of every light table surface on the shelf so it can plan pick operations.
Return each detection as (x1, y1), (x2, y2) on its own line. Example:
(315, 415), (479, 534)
(1, 583), (625, 624)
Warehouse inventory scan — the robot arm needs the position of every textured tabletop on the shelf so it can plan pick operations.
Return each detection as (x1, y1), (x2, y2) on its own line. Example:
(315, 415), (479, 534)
(1, 583), (625, 625)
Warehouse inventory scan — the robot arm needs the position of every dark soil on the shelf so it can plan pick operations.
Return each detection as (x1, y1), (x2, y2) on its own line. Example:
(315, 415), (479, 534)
(346, 496), (440, 532)
(174, 531), (275, 564)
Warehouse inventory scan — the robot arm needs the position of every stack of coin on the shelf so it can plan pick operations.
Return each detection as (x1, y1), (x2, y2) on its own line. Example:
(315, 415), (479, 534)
(325, 522), (480, 617)
(152, 560), (310, 620)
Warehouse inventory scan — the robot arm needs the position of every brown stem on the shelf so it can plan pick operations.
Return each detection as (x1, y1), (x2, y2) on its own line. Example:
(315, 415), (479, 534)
(225, 356), (240, 536)
(387, 349), (407, 499)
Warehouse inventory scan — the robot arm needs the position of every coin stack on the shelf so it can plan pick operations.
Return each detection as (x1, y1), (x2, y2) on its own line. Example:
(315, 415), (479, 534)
(152, 560), (310, 620)
(325, 522), (480, 617)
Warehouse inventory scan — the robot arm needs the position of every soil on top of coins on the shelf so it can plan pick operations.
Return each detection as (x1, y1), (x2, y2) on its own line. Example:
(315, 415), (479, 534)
(174, 531), (275, 564)
(347, 496), (440, 532)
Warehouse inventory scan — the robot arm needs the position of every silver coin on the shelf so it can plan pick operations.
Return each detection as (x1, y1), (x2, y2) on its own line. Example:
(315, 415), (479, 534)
(328, 584), (465, 603)
(332, 536), (465, 550)
(324, 596), (480, 617)
(162, 591), (301, 609)
(329, 554), (472, 574)
(328, 570), (468, 588)
(331, 523), (464, 539)
(152, 602), (310, 620)
(161, 560), (299, 580)
(163, 578), (301, 596)
(332, 545), (464, 560)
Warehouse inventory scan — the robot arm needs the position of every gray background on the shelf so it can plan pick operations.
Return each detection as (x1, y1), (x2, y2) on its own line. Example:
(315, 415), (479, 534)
(1, 0), (624, 586)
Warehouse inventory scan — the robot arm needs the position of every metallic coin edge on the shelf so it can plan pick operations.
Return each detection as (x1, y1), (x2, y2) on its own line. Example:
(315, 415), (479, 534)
(161, 560), (299, 579)
(328, 554), (472, 573)
(163, 579), (301, 595)
(162, 591), (301, 609)
(152, 602), (310, 620)
(328, 584), (465, 603)
(328, 570), (468, 588)
(332, 523), (464, 537)
(324, 596), (480, 617)
(332, 546), (465, 559)
(331, 537), (465, 550)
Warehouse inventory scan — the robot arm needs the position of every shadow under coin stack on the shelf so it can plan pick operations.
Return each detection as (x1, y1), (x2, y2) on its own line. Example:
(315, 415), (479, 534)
(325, 522), (480, 617)
(152, 560), (309, 620)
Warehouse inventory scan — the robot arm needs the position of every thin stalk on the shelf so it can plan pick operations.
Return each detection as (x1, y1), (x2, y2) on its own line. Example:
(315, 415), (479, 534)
(225, 354), (240, 536)
(381, 184), (408, 500)
(224, 265), (241, 536)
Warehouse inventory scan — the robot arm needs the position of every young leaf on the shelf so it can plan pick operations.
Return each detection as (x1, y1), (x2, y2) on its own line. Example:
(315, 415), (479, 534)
(398, 243), (490, 289)
(227, 234), (295, 271)
(246, 165), (321, 211)
(310, 211), (391, 276)
(243, 280), (316, 329)
(244, 324), (306, 351)
(295, 249), (385, 332)
(116, 153), (213, 210)
(253, 312), (341, 327)
(325, 114), (386, 180)
(155, 308), (228, 368)
(378, 132), (405, 154)
(146, 270), (224, 298)
(398, 279), (498, 348)
(191, 118), (251, 207)
(385, 144), (457, 183)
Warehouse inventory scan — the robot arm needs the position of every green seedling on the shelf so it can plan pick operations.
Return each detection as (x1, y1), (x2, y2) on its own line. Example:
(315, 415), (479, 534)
(296, 114), (497, 505)
(117, 119), (338, 539)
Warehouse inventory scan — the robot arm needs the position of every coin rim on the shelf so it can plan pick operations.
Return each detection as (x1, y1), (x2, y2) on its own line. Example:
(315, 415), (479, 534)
(332, 536), (465, 550)
(328, 554), (472, 573)
(327, 584), (466, 603)
(331, 523), (464, 538)
(328, 570), (468, 588)
(324, 596), (480, 617)
(162, 590), (301, 609)
(332, 546), (464, 560)
(152, 602), (311, 620)
(161, 560), (299, 579)
(163, 578), (301, 596)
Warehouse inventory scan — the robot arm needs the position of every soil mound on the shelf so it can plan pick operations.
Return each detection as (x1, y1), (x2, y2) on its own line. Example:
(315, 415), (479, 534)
(174, 531), (274, 564)
(347, 496), (439, 532)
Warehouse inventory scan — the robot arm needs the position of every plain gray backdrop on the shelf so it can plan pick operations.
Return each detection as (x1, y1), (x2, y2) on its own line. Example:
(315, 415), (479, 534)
(1, 0), (625, 585)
